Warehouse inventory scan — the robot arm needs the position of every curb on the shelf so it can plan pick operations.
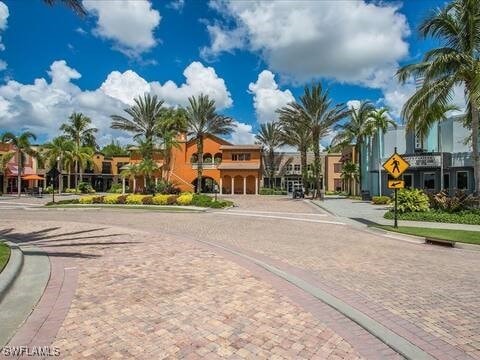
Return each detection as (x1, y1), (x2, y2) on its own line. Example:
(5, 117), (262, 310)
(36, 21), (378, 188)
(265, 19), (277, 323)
(307, 199), (337, 216)
(0, 242), (24, 304)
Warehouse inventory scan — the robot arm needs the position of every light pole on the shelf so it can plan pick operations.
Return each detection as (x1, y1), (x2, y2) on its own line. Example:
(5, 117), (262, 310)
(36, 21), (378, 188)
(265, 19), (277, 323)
(51, 176), (55, 204)
(378, 128), (382, 196)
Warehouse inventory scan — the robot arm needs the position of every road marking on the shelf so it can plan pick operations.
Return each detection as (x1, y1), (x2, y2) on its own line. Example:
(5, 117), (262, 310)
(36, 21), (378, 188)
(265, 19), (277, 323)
(0, 201), (42, 206)
(215, 211), (345, 225)
(226, 209), (327, 217)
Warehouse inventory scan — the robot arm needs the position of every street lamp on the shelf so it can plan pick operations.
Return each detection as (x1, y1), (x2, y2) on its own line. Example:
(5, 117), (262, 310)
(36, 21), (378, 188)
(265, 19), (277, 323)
(51, 176), (55, 204)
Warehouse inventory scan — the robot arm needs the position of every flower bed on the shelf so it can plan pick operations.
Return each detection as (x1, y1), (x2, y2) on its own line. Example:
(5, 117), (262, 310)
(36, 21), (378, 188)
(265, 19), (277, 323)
(46, 193), (233, 209)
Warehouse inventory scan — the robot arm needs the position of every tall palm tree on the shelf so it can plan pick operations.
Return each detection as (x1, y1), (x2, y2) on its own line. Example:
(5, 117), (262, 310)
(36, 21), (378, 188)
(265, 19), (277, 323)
(185, 94), (236, 194)
(111, 94), (165, 161)
(366, 108), (397, 196)
(331, 101), (375, 191)
(0, 151), (14, 195)
(1, 131), (38, 197)
(158, 108), (187, 181)
(60, 112), (97, 188)
(397, 0), (480, 194)
(43, 0), (86, 15)
(278, 108), (312, 190)
(71, 146), (93, 189)
(41, 136), (74, 193)
(138, 158), (159, 192)
(340, 161), (359, 196)
(255, 122), (284, 189)
(278, 84), (349, 199)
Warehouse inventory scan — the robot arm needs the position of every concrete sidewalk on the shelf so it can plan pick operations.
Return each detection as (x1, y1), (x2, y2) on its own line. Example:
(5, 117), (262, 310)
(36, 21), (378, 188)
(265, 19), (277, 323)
(312, 196), (480, 231)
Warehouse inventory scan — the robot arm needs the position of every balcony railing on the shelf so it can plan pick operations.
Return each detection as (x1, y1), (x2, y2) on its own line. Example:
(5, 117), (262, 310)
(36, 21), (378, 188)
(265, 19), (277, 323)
(191, 163), (218, 169)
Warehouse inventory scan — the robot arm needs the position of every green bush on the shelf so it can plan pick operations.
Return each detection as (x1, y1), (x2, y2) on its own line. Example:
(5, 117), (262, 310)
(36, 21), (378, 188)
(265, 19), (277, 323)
(142, 195), (153, 205)
(384, 209), (480, 225)
(45, 199), (79, 206)
(107, 183), (123, 193)
(176, 193), (193, 206)
(65, 188), (77, 194)
(191, 194), (213, 207)
(372, 196), (391, 205)
(395, 189), (430, 213)
(155, 180), (180, 195)
(78, 182), (95, 194)
(126, 194), (144, 205)
(104, 194), (121, 204)
(208, 200), (233, 208)
(44, 186), (54, 194)
(152, 194), (170, 205)
(259, 188), (275, 195)
(428, 191), (479, 213)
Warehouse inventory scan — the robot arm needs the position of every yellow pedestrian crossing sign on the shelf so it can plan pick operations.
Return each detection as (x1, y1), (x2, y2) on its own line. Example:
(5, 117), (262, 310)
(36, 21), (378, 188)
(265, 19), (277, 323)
(383, 152), (409, 178)
(387, 179), (405, 189)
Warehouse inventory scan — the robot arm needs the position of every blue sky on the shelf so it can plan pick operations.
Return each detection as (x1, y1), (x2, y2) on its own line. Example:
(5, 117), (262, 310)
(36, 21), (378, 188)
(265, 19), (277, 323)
(0, 0), (446, 146)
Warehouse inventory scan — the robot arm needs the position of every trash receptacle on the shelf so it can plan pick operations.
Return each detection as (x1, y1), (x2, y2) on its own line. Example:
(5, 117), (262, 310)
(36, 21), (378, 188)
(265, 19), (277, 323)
(361, 190), (371, 201)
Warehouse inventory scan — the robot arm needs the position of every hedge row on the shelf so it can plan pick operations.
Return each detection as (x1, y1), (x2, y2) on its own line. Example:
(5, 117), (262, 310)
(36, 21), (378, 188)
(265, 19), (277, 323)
(259, 188), (288, 195)
(47, 193), (233, 208)
(384, 209), (480, 225)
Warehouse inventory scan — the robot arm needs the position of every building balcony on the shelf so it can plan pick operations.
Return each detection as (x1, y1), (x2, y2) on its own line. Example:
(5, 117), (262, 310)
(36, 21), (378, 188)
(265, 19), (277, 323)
(191, 163), (218, 169)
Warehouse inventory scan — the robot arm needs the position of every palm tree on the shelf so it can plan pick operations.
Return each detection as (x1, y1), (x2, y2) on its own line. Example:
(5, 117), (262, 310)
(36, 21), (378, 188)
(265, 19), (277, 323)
(111, 94), (165, 161)
(331, 101), (375, 192)
(43, 0), (86, 15)
(41, 136), (74, 193)
(255, 122), (284, 189)
(60, 112), (97, 188)
(278, 84), (349, 199)
(71, 146), (93, 190)
(397, 0), (480, 194)
(366, 108), (397, 196)
(1, 131), (38, 197)
(278, 107), (312, 190)
(138, 158), (159, 193)
(158, 108), (187, 181)
(120, 164), (140, 194)
(0, 151), (14, 195)
(185, 94), (236, 194)
(340, 161), (359, 196)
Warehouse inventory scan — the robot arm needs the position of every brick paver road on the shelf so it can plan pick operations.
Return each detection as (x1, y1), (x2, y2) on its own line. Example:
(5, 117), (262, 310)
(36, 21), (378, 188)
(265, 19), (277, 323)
(1, 195), (479, 359)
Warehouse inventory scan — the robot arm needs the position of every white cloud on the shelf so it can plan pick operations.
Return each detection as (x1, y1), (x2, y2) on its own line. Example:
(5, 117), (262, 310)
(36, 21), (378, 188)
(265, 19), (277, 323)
(229, 121), (256, 144)
(248, 70), (294, 123)
(151, 61), (232, 109)
(167, 0), (185, 12)
(0, 60), (233, 145)
(83, 0), (161, 57)
(203, 0), (409, 87)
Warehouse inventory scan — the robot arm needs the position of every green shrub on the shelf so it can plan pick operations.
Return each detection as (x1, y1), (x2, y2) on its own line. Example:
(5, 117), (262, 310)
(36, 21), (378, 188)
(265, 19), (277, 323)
(395, 189), (430, 213)
(79, 195), (95, 204)
(208, 200), (234, 208)
(259, 188), (275, 195)
(177, 193), (193, 206)
(65, 188), (77, 194)
(45, 199), (79, 206)
(155, 180), (180, 195)
(142, 195), (153, 205)
(428, 191), (479, 213)
(126, 194), (144, 205)
(152, 194), (170, 205)
(44, 186), (54, 194)
(384, 209), (480, 225)
(104, 194), (121, 204)
(78, 182), (95, 194)
(372, 196), (391, 205)
(191, 194), (213, 207)
(166, 195), (178, 205)
(107, 183), (123, 193)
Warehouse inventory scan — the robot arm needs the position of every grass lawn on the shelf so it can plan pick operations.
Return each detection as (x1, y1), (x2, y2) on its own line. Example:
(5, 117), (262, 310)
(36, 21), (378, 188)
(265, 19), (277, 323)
(47, 204), (203, 212)
(372, 225), (480, 245)
(0, 242), (10, 273)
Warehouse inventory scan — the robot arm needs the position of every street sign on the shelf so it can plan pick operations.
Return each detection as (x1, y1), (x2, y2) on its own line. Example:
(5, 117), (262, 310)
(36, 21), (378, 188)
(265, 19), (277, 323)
(387, 179), (405, 189)
(383, 152), (409, 179)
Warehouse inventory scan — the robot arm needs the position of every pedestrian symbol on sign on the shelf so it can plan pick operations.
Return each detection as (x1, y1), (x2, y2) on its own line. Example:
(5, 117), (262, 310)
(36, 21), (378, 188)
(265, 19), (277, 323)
(391, 157), (400, 174)
(382, 151), (409, 179)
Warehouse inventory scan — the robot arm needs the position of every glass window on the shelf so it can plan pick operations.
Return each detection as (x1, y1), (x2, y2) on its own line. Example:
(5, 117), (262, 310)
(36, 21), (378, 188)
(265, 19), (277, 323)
(334, 163), (342, 173)
(294, 164), (301, 171)
(457, 171), (468, 190)
(403, 174), (413, 188)
(287, 164), (293, 171)
(232, 153), (251, 161)
(443, 173), (450, 190)
(423, 173), (435, 190)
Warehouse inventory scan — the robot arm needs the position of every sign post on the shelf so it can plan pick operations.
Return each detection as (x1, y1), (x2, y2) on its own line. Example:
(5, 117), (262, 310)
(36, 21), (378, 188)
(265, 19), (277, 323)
(383, 147), (410, 228)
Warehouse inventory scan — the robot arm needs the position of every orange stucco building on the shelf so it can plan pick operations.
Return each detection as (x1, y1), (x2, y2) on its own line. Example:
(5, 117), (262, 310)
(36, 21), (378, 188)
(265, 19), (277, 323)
(125, 133), (263, 195)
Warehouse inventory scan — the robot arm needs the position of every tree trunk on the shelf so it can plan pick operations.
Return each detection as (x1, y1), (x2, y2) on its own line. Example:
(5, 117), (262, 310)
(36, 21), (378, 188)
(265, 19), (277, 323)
(313, 137), (322, 199)
(356, 143), (362, 196)
(17, 149), (21, 197)
(74, 159), (78, 190)
(2, 171), (7, 195)
(471, 105), (480, 195)
(300, 148), (307, 192)
(268, 148), (275, 189)
(196, 137), (203, 194)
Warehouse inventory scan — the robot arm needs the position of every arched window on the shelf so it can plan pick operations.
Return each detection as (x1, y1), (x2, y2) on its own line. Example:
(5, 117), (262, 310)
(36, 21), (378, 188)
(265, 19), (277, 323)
(214, 152), (222, 164)
(203, 153), (213, 163)
(190, 153), (198, 163)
